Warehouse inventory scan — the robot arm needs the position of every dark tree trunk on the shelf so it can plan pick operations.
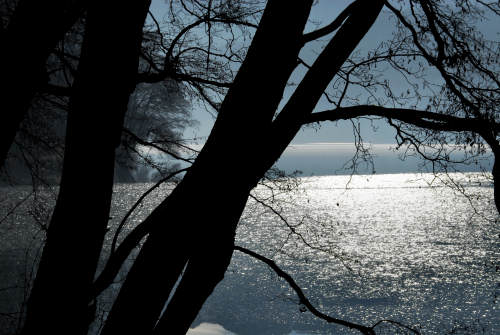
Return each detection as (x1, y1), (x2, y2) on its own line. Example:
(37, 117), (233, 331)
(479, 133), (500, 213)
(100, 171), (252, 335)
(100, 2), (312, 334)
(494, 159), (500, 213)
(101, 1), (385, 334)
(99, 209), (191, 335)
(152, 233), (236, 335)
(491, 144), (500, 213)
(0, 0), (84, 167)
(21, 1), (151, 334)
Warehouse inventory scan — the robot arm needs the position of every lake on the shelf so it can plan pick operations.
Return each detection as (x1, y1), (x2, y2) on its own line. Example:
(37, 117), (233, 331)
(1, 172), (499, 334)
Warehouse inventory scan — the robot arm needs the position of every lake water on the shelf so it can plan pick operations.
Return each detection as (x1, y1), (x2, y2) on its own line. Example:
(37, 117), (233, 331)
(1, 173), (499, 334)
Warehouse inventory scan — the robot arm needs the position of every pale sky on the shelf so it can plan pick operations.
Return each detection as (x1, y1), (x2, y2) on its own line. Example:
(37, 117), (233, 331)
(149, 0), (498, 175)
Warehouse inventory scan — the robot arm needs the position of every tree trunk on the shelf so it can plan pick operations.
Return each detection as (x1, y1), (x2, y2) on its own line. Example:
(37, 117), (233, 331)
(100, 1), (312, 334)
(493, 159), (500, 213)
(153, 241), (235, 335)
(101, 1), (386, 334)
(0, 0), (84, 167)
(479, 133), (500, 213)
(490, 143), (500, 213)
(100, 168), (252, 334)
(99, 214), (190, 335)
(21, 1), (150, 334)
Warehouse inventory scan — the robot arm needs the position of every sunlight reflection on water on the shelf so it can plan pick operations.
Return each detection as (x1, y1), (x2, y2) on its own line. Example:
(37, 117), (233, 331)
(198, 173), (500, 335)
(0, 173), (498, 335)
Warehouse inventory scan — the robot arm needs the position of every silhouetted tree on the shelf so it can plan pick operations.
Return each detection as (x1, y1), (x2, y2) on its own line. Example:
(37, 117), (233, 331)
(98, 3), (387, 334)
(1, 0), (498, 334)
(0, 0), (85, 168)
(0, 9), (194, 186)
(20, 1), (151, 334)
(99, 1), (498, 334)
(304, 0), (500, 210)
(118, 80), (193, 182)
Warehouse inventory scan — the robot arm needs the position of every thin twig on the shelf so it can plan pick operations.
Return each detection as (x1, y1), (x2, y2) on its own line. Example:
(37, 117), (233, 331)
(110, 167), (189, 255)
(234, 245), (375, 335)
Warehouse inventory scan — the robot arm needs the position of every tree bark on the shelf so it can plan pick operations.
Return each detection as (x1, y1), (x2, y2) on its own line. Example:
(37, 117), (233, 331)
(267, 0), (385, 170)
(21, 1), (151, 334)
(101, 2), (387, 334)
(98, 205), (190, 335)
(100, 2), (313, 334)
(489, 141), (500, 213)
(493, 158), (500, 213)
(153, 241), (235, 335)
(0, 0), (84, 168)
(478, 132), (500, 213)
(101, 174), (249, 334)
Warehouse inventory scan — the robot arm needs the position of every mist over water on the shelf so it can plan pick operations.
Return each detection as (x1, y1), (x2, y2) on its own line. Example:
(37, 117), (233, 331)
(275, 143), (494, 176)
(0, 173), (498, 334)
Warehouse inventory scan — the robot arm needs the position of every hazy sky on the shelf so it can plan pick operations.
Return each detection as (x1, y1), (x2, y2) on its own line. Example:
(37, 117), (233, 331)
(149, 0), (498, 175)
(149, 0), (397, 143)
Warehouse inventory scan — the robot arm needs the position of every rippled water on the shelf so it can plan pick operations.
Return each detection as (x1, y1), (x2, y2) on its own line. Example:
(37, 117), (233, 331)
(1, 173), (499, 334)
(197, 173), (500, 334)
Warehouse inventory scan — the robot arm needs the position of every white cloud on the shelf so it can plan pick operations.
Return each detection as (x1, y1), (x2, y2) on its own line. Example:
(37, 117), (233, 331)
(186, 323), (236, 335)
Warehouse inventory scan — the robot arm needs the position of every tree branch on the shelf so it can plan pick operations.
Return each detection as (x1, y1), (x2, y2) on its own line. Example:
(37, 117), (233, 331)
(304, 105), (500, 135)
(263, 0), (385, 175)
(233, 246), (376, 335)
(91, 193), (176, 300)
(383, 1), (481, 117)
(136, 70), (232, 87)
(110, 167), (189, 256)
(301, 0), (360, 43)
(122, 128), (195, 164)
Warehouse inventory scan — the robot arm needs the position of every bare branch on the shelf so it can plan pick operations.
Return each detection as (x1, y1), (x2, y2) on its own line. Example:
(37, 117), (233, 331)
(123, 128), (194, 164)
(234, 246), (376, 335)
(110, 167), (189, 255)
(269, 0), (384, 163)
(304, 105), (500, 135)
(302, 0), (360, 43)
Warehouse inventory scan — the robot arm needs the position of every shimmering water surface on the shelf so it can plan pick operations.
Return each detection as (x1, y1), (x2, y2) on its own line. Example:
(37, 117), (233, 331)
(197, 173), (500, 335)
(1, 173), (499, 334)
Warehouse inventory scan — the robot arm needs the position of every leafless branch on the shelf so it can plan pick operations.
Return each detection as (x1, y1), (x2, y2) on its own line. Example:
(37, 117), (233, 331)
(123, 128), (194, 164)
(234, 245), (376, 335)
(304, 105), (499, 135)
(302, 0), (360, 43)
(110, 167), (189, 255)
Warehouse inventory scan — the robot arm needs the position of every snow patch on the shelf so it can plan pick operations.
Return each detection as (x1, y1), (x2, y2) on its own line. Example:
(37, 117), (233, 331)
(186, 322), (236, 335)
